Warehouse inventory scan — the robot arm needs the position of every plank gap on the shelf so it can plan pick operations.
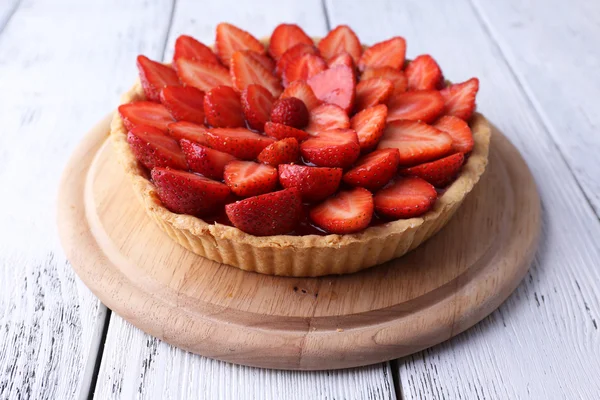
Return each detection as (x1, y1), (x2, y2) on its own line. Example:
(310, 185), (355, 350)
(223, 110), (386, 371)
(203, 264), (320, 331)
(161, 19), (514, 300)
(160, 0), (178, 61)
(390, 359), (403, 399)
(89, 309), (112, 400)
(321, 0), (332, 30)
(0, 0), (21, 36)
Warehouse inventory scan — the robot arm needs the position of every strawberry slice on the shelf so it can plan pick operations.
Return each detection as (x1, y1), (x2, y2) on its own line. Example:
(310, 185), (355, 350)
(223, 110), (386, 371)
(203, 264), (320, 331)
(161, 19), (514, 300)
(203, 85), (245, 128)
(282, 53), (327, 87)
(270, 97), (309, 128)
(281, 81), (322, 111)
(173, 35), (220, 64)
(374, 177), (437, 219)
(180, 139), (237, 180)
(275, 43), (319, 76)
(127, 125), (187, 170)
(350, 104), (388, 151)
(400, 152), (465, 187)
(307, 65), (355, 114)
(174, 58), (231, 92)
(230, 50), (282, 97)
(152, 167), (230, 216)
(264, 122), (311, 142)
(343, 148), (400, 191)
(268, 24), (313, 60)
(240, 84), (275, 131)
(257, 138), (300, 166)
(354, 78), (393, 112)
(386, 90), (444, 123)
(300, 129), (360, 168)
(309, 187), (374, 234)
(440, 78), (479, 121)
(167, 121), (210, 145)
(215, 22), (265, 67)
(206, 128), (275, 160)
(405, 55), (443, 91)
(241, 50), (276, 73)
(225, 188), (303, 236)
(278, 164), (343, 202)
(136, 55), (181, 102)
(433, 115), (474, 154)
(223, 160), (278, 197)
(118, 101), (174, 132)
(378, 120), (453, 166)
(160, 86), (205, 124)
(328, 52), (354, 70)
(358, 37), (406, 72)
(361, 67), (407, 95)
(305, 104), (350, 135)
(318, 25), (362, 63)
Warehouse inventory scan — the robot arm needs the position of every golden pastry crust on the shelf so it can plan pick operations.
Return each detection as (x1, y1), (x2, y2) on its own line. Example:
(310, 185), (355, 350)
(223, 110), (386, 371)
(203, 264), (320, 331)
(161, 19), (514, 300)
(110, 43), (491, 277)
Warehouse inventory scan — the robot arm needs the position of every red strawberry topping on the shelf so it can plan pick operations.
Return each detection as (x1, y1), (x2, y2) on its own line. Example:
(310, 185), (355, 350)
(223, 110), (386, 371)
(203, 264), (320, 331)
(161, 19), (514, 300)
(440, 78), (479, 121)
(137, 56), (180, 102)
(361, 67), (407, 95)
(350, 104), (388, 151)
(305, 104), (350, 135)
(119, 101), (174, 132)
(241, 50), (276, 73)
(173, 35), (220, 64)
(270, 97), (309, 128)
(309, 187), (374, 234)
(257, 138), (300, 166)
(205, 128), (275, 160)
(327, 52), (355, 70)
(215, 22), (265, 67)
(386, 90), (445, 123)
(279, 164), (343, 203)
(275, 43), (319, 76)
(240, 84), (275, 131)
(264, 122), (311, 142)
(167, 121), (210, 146)
(174, 58), (231, 92)
(127, 125), (187, 170)
(203, 85), (245, 128)
(307, 65), (356, 114)
(358, 37), (406, 72)
(354, 78), (393, 112)
(300, 128), (360, 168)
(268, 24), (313, 59)
(318, 25), (362, 63)
(224, 160), (278, 197)
(180, 139), (237, 180)
(230, 50), (282, 97)
(434, 116), (474, 154)
(400, 152), (465, 187)
(160, 86), (205, 124)
(282, 53), (327, 87)
(374, 177), (437, 219)
(405, 55), (443, 91)
(281, 81), (322, 111)
(343, 148), (400, 191)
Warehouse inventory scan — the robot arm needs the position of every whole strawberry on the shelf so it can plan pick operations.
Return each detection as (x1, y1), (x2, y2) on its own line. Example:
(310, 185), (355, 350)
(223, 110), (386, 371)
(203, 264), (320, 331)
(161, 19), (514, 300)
(270, 97), (309, 129)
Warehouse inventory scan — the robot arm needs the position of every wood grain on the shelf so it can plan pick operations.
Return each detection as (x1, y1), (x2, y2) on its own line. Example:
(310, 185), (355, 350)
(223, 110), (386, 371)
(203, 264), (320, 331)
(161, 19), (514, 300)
(324, 0), (600, 398)
(0, 0), (174, 398)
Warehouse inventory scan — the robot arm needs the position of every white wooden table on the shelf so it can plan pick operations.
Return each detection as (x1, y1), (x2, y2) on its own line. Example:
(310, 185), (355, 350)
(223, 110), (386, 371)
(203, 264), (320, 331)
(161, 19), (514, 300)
(1, 0), (599, 398)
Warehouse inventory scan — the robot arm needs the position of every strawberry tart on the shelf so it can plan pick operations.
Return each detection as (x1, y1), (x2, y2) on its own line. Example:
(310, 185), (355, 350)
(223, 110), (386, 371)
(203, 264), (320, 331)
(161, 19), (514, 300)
(110, 23), (490, 276)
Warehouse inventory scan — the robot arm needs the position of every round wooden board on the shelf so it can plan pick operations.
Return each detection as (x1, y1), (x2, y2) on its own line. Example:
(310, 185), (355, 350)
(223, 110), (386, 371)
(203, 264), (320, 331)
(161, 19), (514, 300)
(58, 114), (540, 370)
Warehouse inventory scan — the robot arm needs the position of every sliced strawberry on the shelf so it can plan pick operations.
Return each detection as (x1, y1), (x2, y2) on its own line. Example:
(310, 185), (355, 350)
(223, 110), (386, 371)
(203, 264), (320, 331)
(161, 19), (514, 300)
(241, 50), (276, 73)
(160, 86), (205, 124)
(180, 139), (237, 180)
(282, 53), (328, 87)
(361, 67), (407, 95)
(278, 164), (342, 202)
(152, 167), (230, 216)
(136, 55), (181, 102)
(343, 148), (400, 191)
(300, 129), (360, 168)
(203, 85), (245, 128)
(264, 122), (311, 142)
(374, 177), (437, 219)
(400, 152), (465, 187)
(275, 43), (319, 76)
(223, 160), (278, 197)
(318, 25), (362, 63)
(173, 35), (220, 64)
(206, 128), (275, 159)
(118, 101), (174, 132)
(230, 50), (282, 97)
(354, 78), (393, 112)
(378, 120), (453, 166)
(305, 104), (350, 135)
(440, 78), (479, 121)
(281, 81), (322, 111)
(268, 24), (313, 59)
(358, 37), (406, 72)
(309, 187), (373, 234)
(350, 104), (388, 151)
(240, 84), (274, 131)
(327, 52), (355, 70)
(215, 22), (265, 67)
(167, 121), (210, 146)
(257, 138), (300, 166)
(386, 90), (444, 123)
(434, 115), (474, 154)
(225, 188), (303, 236)
(127, 125), (187, 170)
(270, 97), (309, 128)
(307, 65), (355, 114)
(174, 58), (231, 92)
(405, 55), (443, 91)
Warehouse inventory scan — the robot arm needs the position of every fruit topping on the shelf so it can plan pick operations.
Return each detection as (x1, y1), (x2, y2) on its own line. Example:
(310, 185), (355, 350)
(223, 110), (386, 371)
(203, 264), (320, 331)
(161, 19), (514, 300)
(137, 55), (180, 102)
(119, 101), (174, 132)
(354, 78), (393, 112)
(282, 53), (327, 87)
(373, 177), (437, 219)
(167, 121), (210, 145)
(440, 78), (479, 121)
(205, 127), (275, 159)
(240, 84), (275, 131)
(278, 164), (343, 202)
(180, 139), (237, 180)
(327, 52), (355, 70)
(281, 81), (322, 111)
(361, 67), (407, 95)
(230, 50), (282, 97)
(358, 37), (406, 72)
(173, 35), (220, 64)
(386, 90), (445, 123)
(127, 125), (188, 170)
(224, 160), (278, 197)
(215, 22), (265, 67)
(350, 104), (388, 151)
(264, 122), (311, 142)
(203, 85), (245, 128)
(405, 55), (443, 91)
(174, 58), (231, 92)
(160, 86), (205, 125)
(300, 128), (360, 168)
(318, 25), (362, 63)
(275, 43), (319, 76)
(269, 24), (313, 59)
(433, 116), (474, 154)
(343, 148), (400, 191)
(305, 104), (350, 135)
(400, 152), (465, 187)
(270, 97), (309, 128)
(307, 65), (355, 114)
(257, 138), (300, 166)
(310, 187), (374, 234)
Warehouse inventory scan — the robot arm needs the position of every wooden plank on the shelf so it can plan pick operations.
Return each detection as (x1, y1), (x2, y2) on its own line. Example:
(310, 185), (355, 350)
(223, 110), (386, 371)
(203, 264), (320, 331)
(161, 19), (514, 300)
(325, 0), (600, 398)
(0, 0), (173, 398)
(94, 0), (394, 398)
(472, 0), (600, 216)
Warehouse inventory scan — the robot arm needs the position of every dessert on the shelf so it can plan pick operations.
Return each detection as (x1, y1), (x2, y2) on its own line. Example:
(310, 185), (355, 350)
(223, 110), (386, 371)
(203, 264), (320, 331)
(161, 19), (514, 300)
(110, 22), (490, 276)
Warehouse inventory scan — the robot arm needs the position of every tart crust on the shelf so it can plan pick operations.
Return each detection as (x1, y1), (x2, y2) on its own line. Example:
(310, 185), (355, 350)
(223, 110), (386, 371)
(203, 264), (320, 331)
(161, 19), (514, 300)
(110, 43), (491, 277)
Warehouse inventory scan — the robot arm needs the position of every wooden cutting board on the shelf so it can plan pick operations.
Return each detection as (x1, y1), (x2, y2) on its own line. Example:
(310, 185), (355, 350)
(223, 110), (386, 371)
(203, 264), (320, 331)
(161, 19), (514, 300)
(57, 114), (540, 370)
